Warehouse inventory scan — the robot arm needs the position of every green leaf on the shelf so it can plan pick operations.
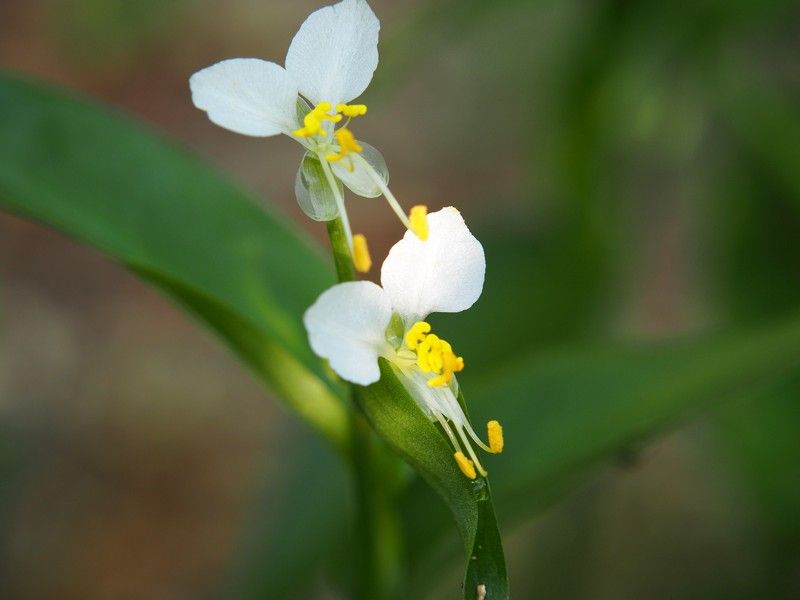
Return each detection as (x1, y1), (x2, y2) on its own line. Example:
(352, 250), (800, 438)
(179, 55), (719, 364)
(357, 361), (509, 600)
(0, 71), (349, 450)
(476, 313), (800, 514)
(401, 312), (800, 584)
(226, 418), (349, 599)
(719, 65), (800, 203)
(712, 375), (800, 595)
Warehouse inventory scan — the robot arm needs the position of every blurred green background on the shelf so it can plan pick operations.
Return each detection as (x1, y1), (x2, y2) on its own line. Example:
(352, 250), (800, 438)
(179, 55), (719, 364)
(1, 0), (800, 597)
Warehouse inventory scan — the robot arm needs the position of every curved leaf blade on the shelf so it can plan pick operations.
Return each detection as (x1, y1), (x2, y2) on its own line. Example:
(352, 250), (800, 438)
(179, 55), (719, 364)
(0, 71), (348, 448)
(402, 313), (800, 586)
(477, 313), (800, 512)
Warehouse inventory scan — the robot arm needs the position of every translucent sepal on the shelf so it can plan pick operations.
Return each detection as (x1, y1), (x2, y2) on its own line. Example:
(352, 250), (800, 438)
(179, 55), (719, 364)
(330, 141), (388, 198)
(295, 152), (341, 222)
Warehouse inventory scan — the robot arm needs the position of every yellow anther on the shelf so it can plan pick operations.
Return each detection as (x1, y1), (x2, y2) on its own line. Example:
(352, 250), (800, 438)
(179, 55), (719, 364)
(325, 127), (363, 166)
(444, 352), (464, 374)
(427, 371), (453, 387)
(335, 127), (362, 153)
(294, 102), (341, 137)
(487, 420), (504, 454)
(405, 322), (465, 386)
(454, 451), (477, 479)
(416, 333), (440, 372)
(409, 205), (429, 240)
(294, 113), (321, 138)
(352, 234), (372, 273)
(428, 338), (445, 372)
(404, 321), (431, 350)
(336, 103), (368, 117)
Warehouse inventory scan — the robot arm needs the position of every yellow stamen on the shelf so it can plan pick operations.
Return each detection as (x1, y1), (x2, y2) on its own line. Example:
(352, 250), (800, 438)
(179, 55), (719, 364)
(416, 333), (439, 372)
(427, 371), (453, 387)
(404, 321), (464, 387)
(454, 451), (477, 479)
(444, 352), (464, 374)
(336, 127), (362, 153)
(293, 114), (320, 138)
(294, 101), (342, 137)
(404, 321), (431, 350)
(352, 233), (372, 273)
(336, 103), (368, 117)
(325, 127), (363, 166)
(409, 205), (429, 240)
(487, 420), (504, 453)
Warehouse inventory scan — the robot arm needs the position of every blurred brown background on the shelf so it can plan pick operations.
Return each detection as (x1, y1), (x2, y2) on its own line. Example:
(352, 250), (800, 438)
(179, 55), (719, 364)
(2, 0), (800, 598)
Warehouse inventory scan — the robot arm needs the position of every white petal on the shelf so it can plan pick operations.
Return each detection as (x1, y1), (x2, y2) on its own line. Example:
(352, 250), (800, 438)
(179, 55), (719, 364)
(303, 281), (392, 385)
(190, 58), (299, 137)
(285, 0), (380, 107)
(381, 207), (485, 323)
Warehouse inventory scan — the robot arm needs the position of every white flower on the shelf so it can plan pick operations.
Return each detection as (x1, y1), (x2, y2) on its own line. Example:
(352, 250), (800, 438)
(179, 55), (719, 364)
(190, 0), (378, 140)
(304, 208), (503, 478)
(190, 0), (417, 266)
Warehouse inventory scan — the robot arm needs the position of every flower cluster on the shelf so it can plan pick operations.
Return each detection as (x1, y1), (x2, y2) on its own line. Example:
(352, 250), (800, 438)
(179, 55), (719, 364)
(305, 208), (503, 478)
(190, 0), (502, 478)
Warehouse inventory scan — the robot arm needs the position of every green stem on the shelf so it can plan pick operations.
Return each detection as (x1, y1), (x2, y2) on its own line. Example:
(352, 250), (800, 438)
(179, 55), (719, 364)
(320, 155), (354, 249)
(326, 218), (357, 282)
(325, 216), (403, 600)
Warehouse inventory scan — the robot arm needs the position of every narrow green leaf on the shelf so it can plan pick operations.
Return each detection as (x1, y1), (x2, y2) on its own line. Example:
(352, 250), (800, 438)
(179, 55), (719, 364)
(402, 313), (800, 586)
(357, 360), (509, 600)
(464, 479), (507, 600)
(136, 266), (349, 450)
(720, 66), (800, 203)
(226, 418), (349, 600)
(712, 376), (800, 594)
(0, 71), (349, 449)
(476, 313), (800, 514)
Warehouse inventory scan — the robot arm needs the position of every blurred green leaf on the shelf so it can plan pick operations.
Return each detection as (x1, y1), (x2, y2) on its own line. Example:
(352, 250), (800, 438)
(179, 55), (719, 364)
(357, 361), (509, 600)
(713, 376), (800, 596)
(720, 69), (800, 205)
(477, 313), (800, 512)
(402, 312), (800, 583)
(707, 149), (800, 322)
(227, 418), (349, 599)
(0, 71), (349, 450)
(707, 115), (800, 592)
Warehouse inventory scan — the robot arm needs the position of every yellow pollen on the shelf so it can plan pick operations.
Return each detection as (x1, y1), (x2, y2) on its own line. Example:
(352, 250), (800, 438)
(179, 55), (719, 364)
(325, 127), (363, 166)
(294, 102), (342, 137)
(454, 451), (477, 479)
(336, 103), (368, 117)
(427, 371), (453, 387)
(409, 205), (429, 240)
(404, 321), (431, 350)
(417, 334), (441, 372)
(487, 420), (504, 454)
(352, 234), (372, 273)
(404, 321), (464, 387)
